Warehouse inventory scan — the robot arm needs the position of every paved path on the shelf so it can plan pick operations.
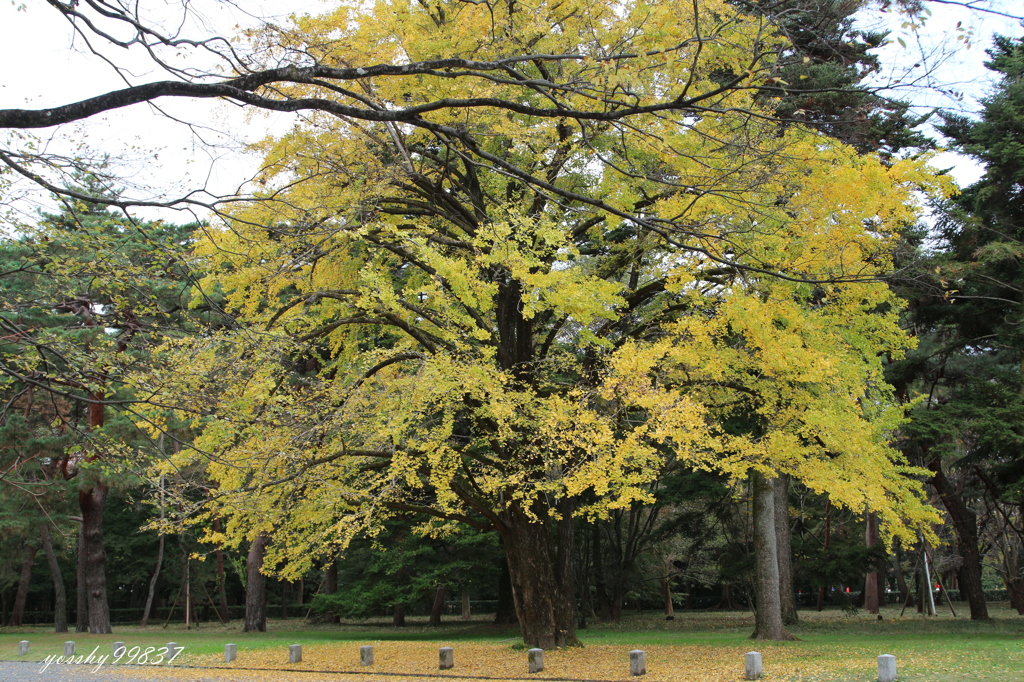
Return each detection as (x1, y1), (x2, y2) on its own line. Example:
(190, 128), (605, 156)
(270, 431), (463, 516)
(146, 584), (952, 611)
(0, 660), (365, 682)
(2, 660), (136, 681)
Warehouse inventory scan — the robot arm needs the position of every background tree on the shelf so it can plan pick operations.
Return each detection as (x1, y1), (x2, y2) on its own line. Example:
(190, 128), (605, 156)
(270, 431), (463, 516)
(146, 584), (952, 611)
(888, 33), (1024, 621)
(0, 167), (203, 632)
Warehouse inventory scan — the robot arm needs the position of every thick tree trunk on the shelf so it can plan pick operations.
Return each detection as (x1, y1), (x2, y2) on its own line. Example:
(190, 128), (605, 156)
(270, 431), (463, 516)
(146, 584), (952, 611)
(8, 543), (38, 626)
(243, 533), (270, 632)
(774, 474), (797, 624)
(500, 498), (579, 648)
(76, 524), (88, 632)
(751, 472), (794, 640)
(429, 585), (446, 626)
(393, 604), (406, 627)
(494, 557), (518, 625)
(80, 482), (112, 633)
(40, 524), (68, 633)
(927, 455), (990, 620)
(864, 511), (880, 614)
(461, 589), (471, 619)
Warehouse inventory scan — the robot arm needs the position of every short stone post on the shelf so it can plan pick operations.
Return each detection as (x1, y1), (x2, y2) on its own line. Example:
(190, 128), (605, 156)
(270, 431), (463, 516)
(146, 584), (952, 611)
(113, 642), (125, 658)
(528, 648), (544, 673)
(225, 644), (237, 663)
(289, 644), (302, 664)
(878, 654), (897, 682)
(64, 641), (75, 657)
(19, 641), (29, 656)
(745, 651), (763, 680)
(629, 650), (646, 676)
(439, 646), (454, 670)
(360, 645), (374, 666)
(167, 642), (180, 660)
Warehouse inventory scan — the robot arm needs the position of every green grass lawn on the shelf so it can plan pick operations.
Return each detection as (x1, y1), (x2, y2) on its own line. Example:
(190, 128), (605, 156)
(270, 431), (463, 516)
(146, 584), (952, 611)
(1, 603), (1021, 681)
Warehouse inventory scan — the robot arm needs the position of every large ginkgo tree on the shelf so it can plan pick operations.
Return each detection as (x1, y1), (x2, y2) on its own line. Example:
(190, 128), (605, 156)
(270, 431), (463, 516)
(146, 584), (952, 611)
(135, 0), (944, 645)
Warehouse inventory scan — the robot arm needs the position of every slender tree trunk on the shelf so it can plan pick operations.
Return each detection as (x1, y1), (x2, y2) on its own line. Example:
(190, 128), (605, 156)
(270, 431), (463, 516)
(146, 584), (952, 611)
(40, 524), (68, 633)
(592, 523), (610, 620)
(817, 498), (831, 612)
(324, 558), (339, 624)
(661, 572), (674, 620)
(892, 536), (910, 605)
(76, 524), (88, 632)
(864, 511), (880, 614)
(212, 518), (229, 623)
(243, 533), (270, 632)
(281, 581), (288, 619)
(774, 474), (797, 624)
(429, 585), (447, 626)
(499, 497), (579, 648)
(80, 481), (112, 633)
(7, 544), (38, 626)
(494, 556), (518, 625)
(751, 472), (793, 640)
(141, 476), (166, 627)
(461, 589), (471, 619)
(393, 603), (406, 627)
(927, 454), (990, 620)
(609, 581), (625, 622)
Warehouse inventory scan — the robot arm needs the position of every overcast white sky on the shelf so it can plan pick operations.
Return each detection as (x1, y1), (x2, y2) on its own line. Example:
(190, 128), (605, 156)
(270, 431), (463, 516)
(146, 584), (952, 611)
(0, 0), (1021, 226)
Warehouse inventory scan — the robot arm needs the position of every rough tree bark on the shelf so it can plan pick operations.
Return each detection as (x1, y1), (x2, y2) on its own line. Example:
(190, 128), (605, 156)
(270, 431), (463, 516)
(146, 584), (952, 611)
(8, 543), (38, 626)
(79, 480), (112, 633)
(751, 472), (794, 640)
(40, 524), (68, 633)
(499, 497), (578, 648)
(243, 533), (270, 632)
(774, 474), (798, 625)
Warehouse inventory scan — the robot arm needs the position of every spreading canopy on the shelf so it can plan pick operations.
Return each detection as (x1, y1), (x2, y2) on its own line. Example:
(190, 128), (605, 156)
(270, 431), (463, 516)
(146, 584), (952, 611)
(134, 0), (945, 567)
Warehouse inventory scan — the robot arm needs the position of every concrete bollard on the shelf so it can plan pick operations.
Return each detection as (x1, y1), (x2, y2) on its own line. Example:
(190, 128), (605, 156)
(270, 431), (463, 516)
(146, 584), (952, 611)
(528, 648), (544, 673)
(113, 642), (125, 658)
(629, 650), (646, 676)
(64, 642), (75, 657)
(225, 644), (237, 663)
(19, 641), (29, 656)
(167, 642), (182, 661)
(360, 645), (374, 666)
(878, 654), (897, 682)
(745, 651), (763, 680)
(439, 646), (454, 670)
(289, 644), (302, 664)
